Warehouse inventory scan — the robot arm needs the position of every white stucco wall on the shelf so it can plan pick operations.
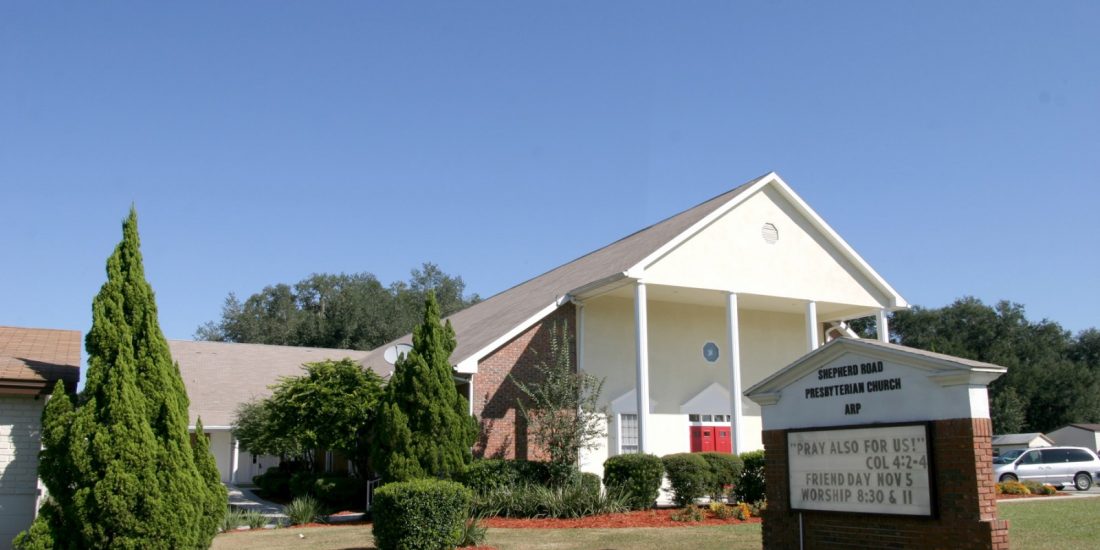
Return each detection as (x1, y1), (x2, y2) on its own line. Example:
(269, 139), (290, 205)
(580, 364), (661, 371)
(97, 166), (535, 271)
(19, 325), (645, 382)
(579, 294), (805, 471)
(643, 186), (889, 309)
(0, 396), (44, 550)
(199, 429), (281, 485)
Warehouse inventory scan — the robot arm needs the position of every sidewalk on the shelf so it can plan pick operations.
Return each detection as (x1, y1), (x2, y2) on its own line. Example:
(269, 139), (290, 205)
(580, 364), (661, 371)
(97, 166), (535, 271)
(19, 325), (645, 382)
(226, 483), (287, 522)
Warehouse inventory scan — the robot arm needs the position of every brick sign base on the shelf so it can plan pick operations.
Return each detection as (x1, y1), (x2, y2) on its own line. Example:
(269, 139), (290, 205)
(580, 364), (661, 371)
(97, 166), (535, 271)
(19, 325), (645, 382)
(762, 418), (1008, 549)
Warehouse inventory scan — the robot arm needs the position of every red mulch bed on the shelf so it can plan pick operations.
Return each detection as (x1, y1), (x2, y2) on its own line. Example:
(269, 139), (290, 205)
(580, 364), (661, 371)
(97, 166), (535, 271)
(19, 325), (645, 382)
(481, 509), (761, 529)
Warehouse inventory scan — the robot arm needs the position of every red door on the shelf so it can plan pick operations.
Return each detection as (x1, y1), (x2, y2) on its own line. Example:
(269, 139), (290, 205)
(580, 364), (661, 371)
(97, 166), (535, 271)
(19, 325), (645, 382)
(690, 425), (733, 453)
(715, 427), (732, 453)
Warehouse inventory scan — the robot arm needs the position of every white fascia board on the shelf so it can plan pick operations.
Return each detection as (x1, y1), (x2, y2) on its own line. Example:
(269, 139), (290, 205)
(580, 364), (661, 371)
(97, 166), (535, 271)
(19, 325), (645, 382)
(453, 300), (566, 374)
(766, 174), (909, 309)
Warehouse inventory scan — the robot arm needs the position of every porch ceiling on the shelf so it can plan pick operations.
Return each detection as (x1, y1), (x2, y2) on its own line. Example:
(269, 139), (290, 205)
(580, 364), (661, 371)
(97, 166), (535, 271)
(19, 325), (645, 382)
(579, 282), (880, 322)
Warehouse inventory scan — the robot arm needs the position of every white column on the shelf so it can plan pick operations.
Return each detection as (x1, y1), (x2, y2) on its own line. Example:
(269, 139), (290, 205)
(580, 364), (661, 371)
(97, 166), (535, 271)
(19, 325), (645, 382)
(806, 301), (819, 351)
(576, 303), (585, 373)
(230, 438), (240, 484)
(876, 309), (890, 343)
(634, 282), (651, 454)
(467, 375), (474, 416)
(726, 292), (744, 454)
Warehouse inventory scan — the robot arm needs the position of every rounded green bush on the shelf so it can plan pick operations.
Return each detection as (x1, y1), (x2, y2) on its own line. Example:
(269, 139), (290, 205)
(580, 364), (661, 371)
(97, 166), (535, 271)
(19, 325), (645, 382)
(699, 452), (744, 499)
(737, 450), (766, 503)
(372, 479), (472, 550)
(603, 453), (664, 510)
(460, 459), (553, 493)
(661, 453), (711, 506)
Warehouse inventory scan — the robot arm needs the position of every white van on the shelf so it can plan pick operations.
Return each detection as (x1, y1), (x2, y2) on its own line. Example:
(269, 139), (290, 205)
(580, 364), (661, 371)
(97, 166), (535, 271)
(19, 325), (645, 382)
(993, 446), (1100, 490)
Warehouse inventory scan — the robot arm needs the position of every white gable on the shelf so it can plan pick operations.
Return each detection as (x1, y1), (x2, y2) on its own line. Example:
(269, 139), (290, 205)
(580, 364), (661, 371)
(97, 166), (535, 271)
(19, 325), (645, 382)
(641, 183), (895, 310)
(610, 389), (658, 414)
(680, 382), (730, 413)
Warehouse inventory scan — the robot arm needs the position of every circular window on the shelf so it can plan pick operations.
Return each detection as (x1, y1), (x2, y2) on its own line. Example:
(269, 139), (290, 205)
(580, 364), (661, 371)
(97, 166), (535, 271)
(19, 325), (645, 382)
(702, 342), (720, 363)
(761, 223), (779, 244)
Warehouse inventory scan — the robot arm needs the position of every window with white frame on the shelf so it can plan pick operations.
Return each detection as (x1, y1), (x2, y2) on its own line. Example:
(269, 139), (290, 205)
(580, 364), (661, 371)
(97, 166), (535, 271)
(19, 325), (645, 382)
(619, 413), (639, 454)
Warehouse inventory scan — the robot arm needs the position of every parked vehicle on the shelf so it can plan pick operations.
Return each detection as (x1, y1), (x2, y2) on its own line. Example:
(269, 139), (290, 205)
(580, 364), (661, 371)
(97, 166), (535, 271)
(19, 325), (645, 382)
(993, 449), (1025, 465)
(993, 446), (1100, 490)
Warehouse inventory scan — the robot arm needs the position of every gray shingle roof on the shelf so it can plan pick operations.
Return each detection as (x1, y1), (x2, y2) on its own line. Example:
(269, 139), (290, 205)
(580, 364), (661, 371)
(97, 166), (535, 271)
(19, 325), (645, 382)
(992, 433), (1052, 446)
(361, 173), (770, 373)
(171, 340), (375, 428)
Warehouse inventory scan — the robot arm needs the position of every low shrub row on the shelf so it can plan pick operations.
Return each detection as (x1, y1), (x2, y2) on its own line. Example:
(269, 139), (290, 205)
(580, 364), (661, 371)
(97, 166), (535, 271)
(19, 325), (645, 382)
(372, 479), (472, 550)
(251, 466), (365, 509)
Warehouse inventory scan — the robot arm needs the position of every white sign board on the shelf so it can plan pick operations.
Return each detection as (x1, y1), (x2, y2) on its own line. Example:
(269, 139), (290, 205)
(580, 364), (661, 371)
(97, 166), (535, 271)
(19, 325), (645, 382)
(788, 423), (933, 516)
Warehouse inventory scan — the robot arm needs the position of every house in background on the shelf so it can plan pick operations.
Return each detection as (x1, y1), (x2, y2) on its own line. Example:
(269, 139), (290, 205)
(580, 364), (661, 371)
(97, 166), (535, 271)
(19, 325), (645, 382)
(1047, 424), (1100, 452)
(991, 433), (1053, 456)
(363, 172), (908, 479)
(170, 340), (376, 485)
(0, 326), (80, 549)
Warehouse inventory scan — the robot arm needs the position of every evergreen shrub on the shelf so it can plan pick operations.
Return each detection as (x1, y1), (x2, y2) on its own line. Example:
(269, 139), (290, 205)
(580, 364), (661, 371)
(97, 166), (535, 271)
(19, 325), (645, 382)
(253, 467), (293, 500)
(312, 475), (365, 509)
(460, 459), (552, 492)
(574, 472), (602, 498)
(602, 453), (664, 510)
(372, 479), (472, 550)
(661, 453), (712, 506)
(699, 452), (744, 499)
(737, 450), (767, 502)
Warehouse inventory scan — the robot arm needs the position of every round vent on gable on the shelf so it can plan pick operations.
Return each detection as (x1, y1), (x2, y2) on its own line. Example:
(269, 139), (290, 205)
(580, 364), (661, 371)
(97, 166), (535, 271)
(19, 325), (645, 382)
(761, 223), (779, 244)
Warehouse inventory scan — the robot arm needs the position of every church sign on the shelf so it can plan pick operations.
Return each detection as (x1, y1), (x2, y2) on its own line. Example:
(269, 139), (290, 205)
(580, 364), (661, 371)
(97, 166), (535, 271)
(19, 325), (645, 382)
(788, 423), (933, 516)
(746, 338), (1009, 549)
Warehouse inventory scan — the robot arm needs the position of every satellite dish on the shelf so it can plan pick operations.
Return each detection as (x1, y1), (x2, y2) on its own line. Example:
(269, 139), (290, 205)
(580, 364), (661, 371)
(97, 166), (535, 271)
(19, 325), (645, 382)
(383, 343), (414, 365)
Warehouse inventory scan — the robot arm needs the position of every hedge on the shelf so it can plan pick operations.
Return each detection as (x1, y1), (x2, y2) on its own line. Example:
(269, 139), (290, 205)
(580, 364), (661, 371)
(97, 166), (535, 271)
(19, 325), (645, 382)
(699, 452), (744, 499)
(372, 479), (472, 550)
(459, 459), (555, 492)
(661, 453), (711, 506)
(737, 450), (766, 502)
(603, 454), (664, 510)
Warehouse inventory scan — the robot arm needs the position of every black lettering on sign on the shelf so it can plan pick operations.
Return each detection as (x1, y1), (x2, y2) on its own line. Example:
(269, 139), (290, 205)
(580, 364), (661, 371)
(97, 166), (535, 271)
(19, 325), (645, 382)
(844, 402), (862, 415)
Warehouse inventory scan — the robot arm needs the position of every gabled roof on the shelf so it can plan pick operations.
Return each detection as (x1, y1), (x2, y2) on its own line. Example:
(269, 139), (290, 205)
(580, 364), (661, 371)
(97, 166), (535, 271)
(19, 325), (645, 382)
(1055, 423), (1100, 433)
(363, 172), (908, 374)
(171, 340), (375, 428)
(0, 326), (81, 395)
(992, 433), (1053, 446)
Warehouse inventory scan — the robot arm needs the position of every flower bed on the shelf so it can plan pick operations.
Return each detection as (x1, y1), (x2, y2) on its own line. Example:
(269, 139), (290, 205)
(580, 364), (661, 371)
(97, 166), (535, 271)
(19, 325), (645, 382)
(480, 508), (761, 529)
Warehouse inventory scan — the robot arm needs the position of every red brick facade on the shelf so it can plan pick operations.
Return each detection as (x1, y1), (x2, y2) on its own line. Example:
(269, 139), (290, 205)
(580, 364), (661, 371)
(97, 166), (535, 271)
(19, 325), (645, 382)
(472, 303), (576, 460)
(761, 418), (1008, 549)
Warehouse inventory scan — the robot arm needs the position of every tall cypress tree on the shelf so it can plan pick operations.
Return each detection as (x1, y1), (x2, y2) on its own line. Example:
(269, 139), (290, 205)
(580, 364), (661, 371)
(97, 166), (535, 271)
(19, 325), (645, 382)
(371, 291), (477, 482)
(16, 209), (225, 549)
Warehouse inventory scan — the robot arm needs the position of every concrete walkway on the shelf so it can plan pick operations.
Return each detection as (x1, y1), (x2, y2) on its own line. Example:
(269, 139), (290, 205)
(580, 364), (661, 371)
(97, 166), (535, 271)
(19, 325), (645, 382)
(226, 484), (287, 521)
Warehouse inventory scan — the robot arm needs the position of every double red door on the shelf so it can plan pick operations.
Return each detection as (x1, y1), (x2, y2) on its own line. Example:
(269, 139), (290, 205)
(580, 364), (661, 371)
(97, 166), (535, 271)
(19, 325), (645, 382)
(690, 425), (732, 453)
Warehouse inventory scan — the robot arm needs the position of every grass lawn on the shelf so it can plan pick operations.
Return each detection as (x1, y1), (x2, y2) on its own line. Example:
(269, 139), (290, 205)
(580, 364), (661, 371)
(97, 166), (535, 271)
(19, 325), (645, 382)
(999, 497), (1100, 550)
(211, 524), (762, 550)
(210, 498), (1100, 550)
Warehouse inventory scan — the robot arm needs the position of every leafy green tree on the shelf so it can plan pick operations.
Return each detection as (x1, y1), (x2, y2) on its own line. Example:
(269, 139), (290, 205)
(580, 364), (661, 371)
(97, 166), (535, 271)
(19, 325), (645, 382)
(195, 264), (480, 350)
(232, 359), (385, 475)
(512, 322), (606, 483)
(17, 209), (224, 549)
(889, 296), (1100, 433)
(370, 291), (478, 482)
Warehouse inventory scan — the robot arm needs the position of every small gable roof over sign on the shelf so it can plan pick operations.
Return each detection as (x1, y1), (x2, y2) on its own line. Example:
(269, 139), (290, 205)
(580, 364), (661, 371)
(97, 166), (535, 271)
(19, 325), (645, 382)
(745, 338), (1006, 431)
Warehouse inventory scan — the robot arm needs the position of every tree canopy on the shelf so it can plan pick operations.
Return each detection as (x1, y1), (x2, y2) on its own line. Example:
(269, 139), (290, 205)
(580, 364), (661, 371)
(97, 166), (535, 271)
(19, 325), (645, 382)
(232, 359), (385, 476)
(870, 297), (1100, 434)
(370, 291), (478, 482)
(18, 209), (224, 549)
(195, 263), (479, 350)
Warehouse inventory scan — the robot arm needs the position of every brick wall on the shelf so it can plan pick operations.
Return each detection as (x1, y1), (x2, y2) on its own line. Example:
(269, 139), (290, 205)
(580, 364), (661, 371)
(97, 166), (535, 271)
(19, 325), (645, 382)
(1, 395), (45, 546)
(473, 303), (576, 460)
(762, 418), (1009, 550)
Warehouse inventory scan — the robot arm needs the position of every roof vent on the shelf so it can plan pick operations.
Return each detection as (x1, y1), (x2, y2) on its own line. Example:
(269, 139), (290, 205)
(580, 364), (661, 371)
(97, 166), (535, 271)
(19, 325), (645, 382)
(761, 223), (779, 244)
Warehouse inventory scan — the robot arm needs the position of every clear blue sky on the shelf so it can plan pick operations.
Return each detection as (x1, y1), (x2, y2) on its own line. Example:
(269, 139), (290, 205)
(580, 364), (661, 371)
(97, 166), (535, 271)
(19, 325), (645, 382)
(2, 2), (1098, 347)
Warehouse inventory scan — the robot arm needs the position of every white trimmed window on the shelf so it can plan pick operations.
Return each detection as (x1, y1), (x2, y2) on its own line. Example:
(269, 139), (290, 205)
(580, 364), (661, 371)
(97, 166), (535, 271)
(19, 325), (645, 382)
(619, 413), (639, 454)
